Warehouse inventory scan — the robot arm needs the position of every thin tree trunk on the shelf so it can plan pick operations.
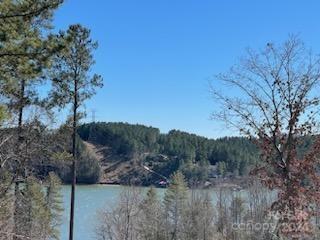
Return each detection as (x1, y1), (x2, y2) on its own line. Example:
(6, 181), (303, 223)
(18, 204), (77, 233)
(69, 79), (78, 240)
(13, 79), (25, 240)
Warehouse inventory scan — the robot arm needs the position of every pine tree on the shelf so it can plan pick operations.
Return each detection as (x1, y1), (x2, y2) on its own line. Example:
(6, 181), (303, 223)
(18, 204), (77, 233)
(163, 171), (188, 240)
(13, 177), (50, 240)
(0, 0), (63, 101)
(138, 187), (164, 240)
(0, 2), (64, 238)
(50, 24), (103, 240)
(46, 172), (63, 240)
(0, 105), (6, 124)
(217, 161), (227, 177)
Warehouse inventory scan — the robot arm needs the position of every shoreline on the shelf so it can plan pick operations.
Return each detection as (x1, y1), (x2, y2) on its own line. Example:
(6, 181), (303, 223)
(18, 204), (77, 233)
(62, 176), (252, 190)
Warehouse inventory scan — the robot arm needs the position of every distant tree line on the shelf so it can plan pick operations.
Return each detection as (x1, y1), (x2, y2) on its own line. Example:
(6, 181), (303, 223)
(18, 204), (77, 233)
(78, 122), (259, 183)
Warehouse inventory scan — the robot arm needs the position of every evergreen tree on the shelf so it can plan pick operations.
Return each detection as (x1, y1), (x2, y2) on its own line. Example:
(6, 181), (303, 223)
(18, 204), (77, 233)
(46, 172), (63, 240)
(0, 105), (7, 124)
(138, 187), (164, 240)
(14, 177), (50, 239)
(217, 161), (227, 177)
(77, 151), (101, 184)
(50, 24), (103, 240)
(0, 0), (63, 112)
(10, 175), (63, 240)
(0, 2), (64, 239)
(0, 0), (63, 179)
(163, 171), (188, 240)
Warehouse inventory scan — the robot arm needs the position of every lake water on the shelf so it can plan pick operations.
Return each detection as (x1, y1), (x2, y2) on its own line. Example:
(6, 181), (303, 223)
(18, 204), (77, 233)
(60, 185), (167, 240)
(59, 184), (248, 240)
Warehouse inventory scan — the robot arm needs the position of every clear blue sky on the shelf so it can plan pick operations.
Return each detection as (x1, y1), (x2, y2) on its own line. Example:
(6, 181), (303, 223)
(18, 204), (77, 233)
(53, 0), (320, 138)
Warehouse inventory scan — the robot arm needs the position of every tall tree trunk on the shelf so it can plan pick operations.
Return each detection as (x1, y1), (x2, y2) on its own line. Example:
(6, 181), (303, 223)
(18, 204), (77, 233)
(69, 79), (78, 240)
(13, 79), (25, 240)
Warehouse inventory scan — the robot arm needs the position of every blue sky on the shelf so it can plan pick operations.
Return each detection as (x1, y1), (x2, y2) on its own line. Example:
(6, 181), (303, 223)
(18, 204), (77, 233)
(53, 0), (320, 138)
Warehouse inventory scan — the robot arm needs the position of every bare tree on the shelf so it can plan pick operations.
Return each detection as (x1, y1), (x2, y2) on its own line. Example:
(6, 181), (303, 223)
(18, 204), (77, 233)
(0, 173), (14, 240)
(96, 187), (142, 240)
(216, 187), (232, 238)
(212, 36), (320, 239)
(182, 189), (216, 240)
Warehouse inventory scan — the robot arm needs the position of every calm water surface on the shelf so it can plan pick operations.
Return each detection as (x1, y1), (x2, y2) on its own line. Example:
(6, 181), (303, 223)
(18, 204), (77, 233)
(60, 185), (166, 240)
(59, 184), (245, 240)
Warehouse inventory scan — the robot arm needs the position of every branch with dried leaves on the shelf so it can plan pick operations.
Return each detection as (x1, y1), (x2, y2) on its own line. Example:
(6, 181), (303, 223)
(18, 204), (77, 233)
(212, 36), (320, 239)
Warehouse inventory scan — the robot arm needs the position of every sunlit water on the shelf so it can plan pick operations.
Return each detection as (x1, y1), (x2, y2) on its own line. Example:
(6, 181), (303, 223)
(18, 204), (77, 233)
(59, 184), (248, 240)
(61, 185), (132, 240)
(60, 185), (166, 240)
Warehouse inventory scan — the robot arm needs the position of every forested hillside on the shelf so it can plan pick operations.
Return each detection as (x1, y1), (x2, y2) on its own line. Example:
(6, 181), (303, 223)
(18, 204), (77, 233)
(77, 122), (259, 185)
(4, 121), (312, 187)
